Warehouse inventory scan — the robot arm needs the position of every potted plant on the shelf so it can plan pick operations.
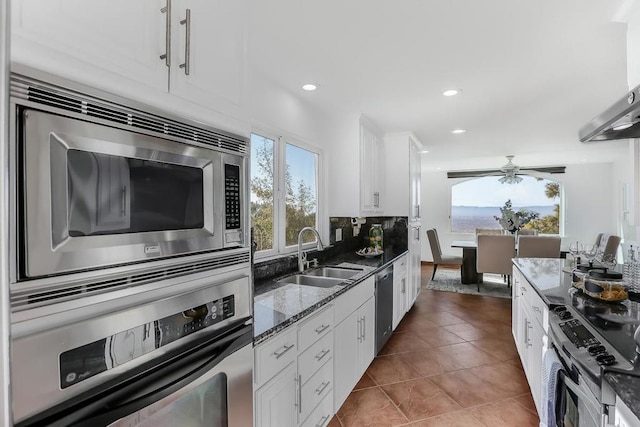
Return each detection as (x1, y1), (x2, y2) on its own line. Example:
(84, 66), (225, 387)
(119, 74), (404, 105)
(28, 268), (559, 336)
(494, 199), (539, 234)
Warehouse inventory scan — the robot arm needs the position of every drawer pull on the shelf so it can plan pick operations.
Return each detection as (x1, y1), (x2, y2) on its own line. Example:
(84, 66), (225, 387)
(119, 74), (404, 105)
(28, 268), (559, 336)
(315, 324), (330, 334)
(315, 381), (330, 395)
(315, 349), (331, 361)
(272, 344), (294, 359)
(316, 415), (330, 427)
(298, 374), (303, 414)
(356, 318), (362, 342)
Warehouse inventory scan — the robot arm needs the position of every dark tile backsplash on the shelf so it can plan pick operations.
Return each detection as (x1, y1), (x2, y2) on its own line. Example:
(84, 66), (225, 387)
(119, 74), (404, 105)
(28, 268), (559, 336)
(253, 216), (408, 284)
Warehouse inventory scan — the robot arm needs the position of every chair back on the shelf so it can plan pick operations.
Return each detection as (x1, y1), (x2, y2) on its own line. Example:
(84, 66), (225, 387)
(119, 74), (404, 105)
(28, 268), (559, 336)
(517, 229), (538, 236)
(476, 234), (516, 275)
(517, 236), (561, 258)
(426, 229), (443, 264)
(475, 228), (503, 235)
(596, 234), (621, 258)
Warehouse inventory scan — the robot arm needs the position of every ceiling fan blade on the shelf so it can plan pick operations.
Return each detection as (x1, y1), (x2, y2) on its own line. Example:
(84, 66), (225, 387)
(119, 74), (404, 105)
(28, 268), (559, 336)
(447, 165), (565, 179)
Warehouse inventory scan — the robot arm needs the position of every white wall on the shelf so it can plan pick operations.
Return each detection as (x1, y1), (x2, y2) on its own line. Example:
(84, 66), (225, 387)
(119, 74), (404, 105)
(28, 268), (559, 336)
(420, 162), (618, 261)
(626, 2), (640, 88)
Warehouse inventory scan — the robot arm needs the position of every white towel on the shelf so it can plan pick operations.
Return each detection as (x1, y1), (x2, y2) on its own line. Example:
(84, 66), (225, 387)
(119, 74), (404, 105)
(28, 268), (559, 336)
(541, 347), (563, 427)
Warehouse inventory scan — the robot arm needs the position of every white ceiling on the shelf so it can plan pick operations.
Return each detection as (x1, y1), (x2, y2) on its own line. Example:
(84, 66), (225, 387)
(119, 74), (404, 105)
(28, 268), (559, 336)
(248, 0), (634, 171)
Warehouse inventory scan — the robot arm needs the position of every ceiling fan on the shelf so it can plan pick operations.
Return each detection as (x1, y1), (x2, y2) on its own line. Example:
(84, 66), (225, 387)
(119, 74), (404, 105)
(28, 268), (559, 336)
(446, 155), (566, 180)
(498, 155), (522, 184)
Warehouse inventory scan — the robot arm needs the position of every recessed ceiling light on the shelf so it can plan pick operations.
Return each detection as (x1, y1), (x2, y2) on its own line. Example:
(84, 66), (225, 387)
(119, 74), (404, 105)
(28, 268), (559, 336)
(421, 150), (430, 153)
(451, 129), (467, 134)
(302, 84), (318, 91)
(436, 167), (442, 170)
(443, 89), (459, 97)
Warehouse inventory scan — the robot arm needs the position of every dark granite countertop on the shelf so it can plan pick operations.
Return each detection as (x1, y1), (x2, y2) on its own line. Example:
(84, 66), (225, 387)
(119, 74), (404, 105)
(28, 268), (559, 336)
(512, 258), (640, 421)
(253, 248), (408, 345)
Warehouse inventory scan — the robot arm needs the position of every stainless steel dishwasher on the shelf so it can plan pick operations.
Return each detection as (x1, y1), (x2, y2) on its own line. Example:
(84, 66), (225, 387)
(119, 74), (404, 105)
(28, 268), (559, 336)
(375, 265), (394, 354)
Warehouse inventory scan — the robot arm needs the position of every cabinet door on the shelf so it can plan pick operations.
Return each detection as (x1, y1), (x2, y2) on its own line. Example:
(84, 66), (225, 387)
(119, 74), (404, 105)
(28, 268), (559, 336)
(527, 316), (545, 412)
(409, 138), (421, 221)
(333, 310), (360, 410)
(255, 362), (297, 427)
(408, 226), (422, 308)
(358, 297), (376, 372)
(170, 0), (247, 118)
(11, 0), (167, 92)
(359, 120), (382, 214)
(392, 274), (406, 330)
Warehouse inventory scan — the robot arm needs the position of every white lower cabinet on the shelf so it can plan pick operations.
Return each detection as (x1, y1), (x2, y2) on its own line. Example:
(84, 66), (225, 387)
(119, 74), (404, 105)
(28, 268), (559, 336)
(255, 362), (298, 427)
(392, 255), (408, 330)
(254, 304), (335, 427)
(333, 277), (375, 410)
(255, 276), (377, 426)
(512, 266), (548, 413)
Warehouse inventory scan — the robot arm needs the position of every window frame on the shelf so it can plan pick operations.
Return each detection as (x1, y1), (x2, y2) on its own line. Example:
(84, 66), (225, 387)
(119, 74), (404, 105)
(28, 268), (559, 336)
(250, 129), (324, 259)
(449, 174), (564, 236)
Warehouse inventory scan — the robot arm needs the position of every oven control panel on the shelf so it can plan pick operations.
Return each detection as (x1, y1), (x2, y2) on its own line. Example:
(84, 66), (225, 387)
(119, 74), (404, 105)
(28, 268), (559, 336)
(552, 306), (620, 368)
(59, 295), (236, 389)
(224, 164), (241, 230)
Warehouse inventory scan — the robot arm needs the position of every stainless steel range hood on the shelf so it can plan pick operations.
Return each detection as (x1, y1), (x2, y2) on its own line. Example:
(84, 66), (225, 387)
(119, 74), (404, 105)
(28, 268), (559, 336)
(579, 85), (640, 142)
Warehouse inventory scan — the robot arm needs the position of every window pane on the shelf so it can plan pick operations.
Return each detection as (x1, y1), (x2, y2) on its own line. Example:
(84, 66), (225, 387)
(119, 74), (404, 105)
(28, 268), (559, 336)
(250, 134), (275, 251)
(451, 176), (560, 234)
(285, 144), (317, 246)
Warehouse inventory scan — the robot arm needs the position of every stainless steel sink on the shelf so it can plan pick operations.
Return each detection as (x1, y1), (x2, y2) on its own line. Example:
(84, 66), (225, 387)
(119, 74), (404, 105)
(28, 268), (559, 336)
(278, 274), (346, 288)
(304, 267), (362, 280)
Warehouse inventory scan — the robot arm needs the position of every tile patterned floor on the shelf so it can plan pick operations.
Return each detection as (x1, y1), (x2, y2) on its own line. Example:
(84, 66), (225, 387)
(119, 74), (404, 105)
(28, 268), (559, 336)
(329, 264), (539, 427)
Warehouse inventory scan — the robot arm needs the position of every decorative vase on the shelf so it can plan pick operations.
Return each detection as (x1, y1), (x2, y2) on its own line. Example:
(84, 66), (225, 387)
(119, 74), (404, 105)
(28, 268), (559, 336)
(369, 224), (383, 252)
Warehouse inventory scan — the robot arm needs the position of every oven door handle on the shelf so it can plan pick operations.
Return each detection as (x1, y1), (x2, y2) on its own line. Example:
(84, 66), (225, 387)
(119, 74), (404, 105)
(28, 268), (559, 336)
(555, 367), (601, 427)
(27, 324), (252, 427)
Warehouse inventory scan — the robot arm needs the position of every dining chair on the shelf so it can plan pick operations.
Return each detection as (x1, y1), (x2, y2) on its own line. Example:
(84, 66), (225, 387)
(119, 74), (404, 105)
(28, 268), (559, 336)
(517, 229), (538, 236)
(595, 234), (621, 259)
(476, 234), (516, 292)
(517, 236), (561, 258)
(426, 229), (463, 280)
(475, 228), (504, 235)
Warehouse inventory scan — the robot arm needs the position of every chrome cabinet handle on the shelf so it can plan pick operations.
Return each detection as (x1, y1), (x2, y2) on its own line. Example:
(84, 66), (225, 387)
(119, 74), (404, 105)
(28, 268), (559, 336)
(532, 305), (541, 313)
(179, 9), (191, 75)
(160, 0), (171, 67)
(523, 319), (529, 346)
(316, 415), (330, 427)
(315, 324), (330, 334)
(357, 318), (362, 342)
(315, 381), (330, 395)
(373, 192), (380, 208)
(315, 349), (330, 361)
(272, 344), (294, 359)
(525, 320), (533, 348)
(121, 186), (127, 216)
(298, 374), (303, 414)
(361, 316), (366, 341)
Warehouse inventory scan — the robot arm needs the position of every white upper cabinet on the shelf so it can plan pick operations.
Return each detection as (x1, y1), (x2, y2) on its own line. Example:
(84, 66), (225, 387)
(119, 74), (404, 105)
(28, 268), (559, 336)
(382, 132), (422, 220)
(11, 0), (168, 91)
(11, 0), (248, 129)
(359, 115), (384, 215)
(169, 0), (247, 118)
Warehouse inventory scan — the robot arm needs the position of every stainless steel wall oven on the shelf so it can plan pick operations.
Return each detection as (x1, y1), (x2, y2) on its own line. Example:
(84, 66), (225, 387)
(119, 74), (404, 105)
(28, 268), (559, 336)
(8, 67), (254, 427)
(10, 67), (249, 280)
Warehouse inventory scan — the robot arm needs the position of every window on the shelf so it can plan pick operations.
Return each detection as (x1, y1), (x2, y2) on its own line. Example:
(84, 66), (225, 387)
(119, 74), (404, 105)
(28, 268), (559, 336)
(451, 176), (561, 234)
(250, 132), (320, 256)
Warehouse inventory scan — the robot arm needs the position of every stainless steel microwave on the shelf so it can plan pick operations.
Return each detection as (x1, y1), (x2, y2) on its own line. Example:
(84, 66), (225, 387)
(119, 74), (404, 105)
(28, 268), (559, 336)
(10, 70), (249, 278)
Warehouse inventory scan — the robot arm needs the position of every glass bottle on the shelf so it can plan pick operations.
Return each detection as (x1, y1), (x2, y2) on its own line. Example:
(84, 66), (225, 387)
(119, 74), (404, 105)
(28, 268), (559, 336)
(369, 224), (383, 252)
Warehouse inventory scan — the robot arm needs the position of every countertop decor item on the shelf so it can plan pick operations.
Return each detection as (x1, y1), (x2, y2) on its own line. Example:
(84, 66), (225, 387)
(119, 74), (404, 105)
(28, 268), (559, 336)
(369, 224), (383, 252)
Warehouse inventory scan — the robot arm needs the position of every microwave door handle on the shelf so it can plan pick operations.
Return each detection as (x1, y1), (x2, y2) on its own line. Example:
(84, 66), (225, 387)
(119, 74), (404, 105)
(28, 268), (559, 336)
(50, 326), (252, 427)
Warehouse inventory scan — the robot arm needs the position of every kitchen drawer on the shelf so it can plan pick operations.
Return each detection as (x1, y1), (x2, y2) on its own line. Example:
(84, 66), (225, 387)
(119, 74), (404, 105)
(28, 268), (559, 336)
(298, 304), (334, 352)
(520, 278), (547, 331)
(300, 360), (333, 422)
(393, 255), (408, 277)
(300, 392), (333, 427)
(334, 276), (374, 323)
(254, 326), (297, 387)
(298, 331), (333, 382)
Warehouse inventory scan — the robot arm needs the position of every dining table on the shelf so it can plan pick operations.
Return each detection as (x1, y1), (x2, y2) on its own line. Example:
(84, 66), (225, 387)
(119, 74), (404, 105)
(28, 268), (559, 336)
(451, 240), (568, 285)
